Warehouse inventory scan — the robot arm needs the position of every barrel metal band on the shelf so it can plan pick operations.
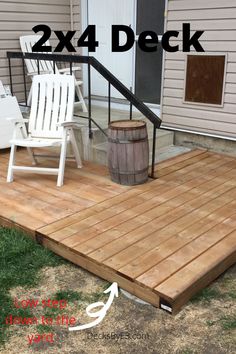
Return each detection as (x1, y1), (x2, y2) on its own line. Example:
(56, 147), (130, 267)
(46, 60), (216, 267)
(108, 137), (147, 144)
(109, 167), (149, 175)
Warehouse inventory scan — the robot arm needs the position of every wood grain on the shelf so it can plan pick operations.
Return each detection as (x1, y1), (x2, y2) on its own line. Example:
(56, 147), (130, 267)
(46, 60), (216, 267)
(1, 148), (235, 313)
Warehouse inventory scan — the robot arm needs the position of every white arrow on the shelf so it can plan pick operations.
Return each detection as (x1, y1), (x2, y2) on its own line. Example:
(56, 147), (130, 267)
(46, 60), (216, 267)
(69, 282), (119, 332)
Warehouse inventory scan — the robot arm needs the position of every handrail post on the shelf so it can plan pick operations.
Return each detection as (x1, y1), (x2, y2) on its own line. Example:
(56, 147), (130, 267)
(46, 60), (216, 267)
(130, 102), (133, 120)
(151, 126), (157, 179)
(108, 82), (111, 124)
(88, 63), (92, 139)
(8, 57), (14, 96)
(129, 86), (133, 120)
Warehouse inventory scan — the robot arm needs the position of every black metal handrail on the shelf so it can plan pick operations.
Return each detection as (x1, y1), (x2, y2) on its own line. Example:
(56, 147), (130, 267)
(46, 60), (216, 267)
(7, 51), (162, 178)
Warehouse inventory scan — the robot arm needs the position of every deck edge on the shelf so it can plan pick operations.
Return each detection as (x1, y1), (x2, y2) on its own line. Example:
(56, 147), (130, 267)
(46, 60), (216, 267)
(38, 234), (160, 308)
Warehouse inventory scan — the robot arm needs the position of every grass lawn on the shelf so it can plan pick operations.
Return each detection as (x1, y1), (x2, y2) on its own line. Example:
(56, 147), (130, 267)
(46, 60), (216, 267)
(0, 227), (65, 345)
(0, 226), (235, 354)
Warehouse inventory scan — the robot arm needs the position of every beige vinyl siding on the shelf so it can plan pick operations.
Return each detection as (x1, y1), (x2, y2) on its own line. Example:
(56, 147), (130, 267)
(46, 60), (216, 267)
(0, 0), (72, 102)
(72, 0), (82, 52)
(161, 0), (236, 140)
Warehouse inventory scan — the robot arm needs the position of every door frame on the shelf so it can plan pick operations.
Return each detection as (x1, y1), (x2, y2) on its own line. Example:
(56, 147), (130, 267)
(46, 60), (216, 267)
(80, 0), (161, 113)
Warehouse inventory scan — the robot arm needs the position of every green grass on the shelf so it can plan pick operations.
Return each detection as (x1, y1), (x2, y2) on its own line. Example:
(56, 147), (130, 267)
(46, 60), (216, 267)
(36, 324), (54, 334)
(43, 306), (63, 320)
(220, 315), (236, 330)
(41, 287), (108, 320)
(38, 287), (109, 334)
(0, 225), (110, 345)
(191, 287), (222, 303)
(191, 277), (236, 305)
(0, 290), (33, 345)
(42, 290), (83, 320)
(54, 290), (83, 303)
(206, 315), (236, 330)
(227, 291), (236, 300)
(79, 282), (110, 304)
(179, 349), (194, 354)
(0, 227), (65, 290)
(0, 227), (65, 346)
(206, 320), (217, 327)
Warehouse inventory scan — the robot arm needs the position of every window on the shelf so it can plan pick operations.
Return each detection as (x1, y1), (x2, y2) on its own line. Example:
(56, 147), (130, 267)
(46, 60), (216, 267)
(184, 54), (226, 106)
(135, 0), (165, 104)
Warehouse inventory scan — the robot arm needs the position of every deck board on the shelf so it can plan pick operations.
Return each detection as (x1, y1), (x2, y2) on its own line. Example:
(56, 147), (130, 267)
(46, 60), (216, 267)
(155, 231), (236, 311)
(118, 199), (236, 279)
(0, 148), (235, 313)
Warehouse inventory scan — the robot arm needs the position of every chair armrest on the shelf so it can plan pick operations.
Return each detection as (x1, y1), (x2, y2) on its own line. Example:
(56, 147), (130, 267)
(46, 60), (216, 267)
(7, 117), (29, 124)
(27, 71), (51, 76)
(58, 66), (81, 74)
(57, 121), (84, 128)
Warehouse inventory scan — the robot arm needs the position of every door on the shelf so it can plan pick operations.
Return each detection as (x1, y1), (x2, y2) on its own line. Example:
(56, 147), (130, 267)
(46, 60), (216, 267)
(87, 0), (165, 104)
(88, 0), (135, 98)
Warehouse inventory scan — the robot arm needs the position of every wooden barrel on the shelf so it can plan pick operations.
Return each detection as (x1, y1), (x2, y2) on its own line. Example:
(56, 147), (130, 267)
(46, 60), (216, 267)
(108, 120), (149, 185)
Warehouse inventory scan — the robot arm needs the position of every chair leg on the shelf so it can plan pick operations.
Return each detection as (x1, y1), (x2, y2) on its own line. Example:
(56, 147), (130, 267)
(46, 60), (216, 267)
(7, 144), (17, 183)
(57, 132), (68, 187)
(26, 147), (37, 165)
(75, 84), (87, 113)
(19, 125), (37, 165)
(27, 85), (32, 106)
(69, 128), (82, 168)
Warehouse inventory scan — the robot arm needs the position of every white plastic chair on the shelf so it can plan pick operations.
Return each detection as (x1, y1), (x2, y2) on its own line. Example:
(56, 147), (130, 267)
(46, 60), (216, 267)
(20, 35), (87, 112)
(0, 80), (5, 97)
(7, 74), (83, 187)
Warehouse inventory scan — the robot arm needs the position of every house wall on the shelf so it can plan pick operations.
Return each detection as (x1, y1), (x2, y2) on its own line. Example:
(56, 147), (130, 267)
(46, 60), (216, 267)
(161, 0), (236, 140)
(72, 0), (82, 49)
(0, 0), (73, 102)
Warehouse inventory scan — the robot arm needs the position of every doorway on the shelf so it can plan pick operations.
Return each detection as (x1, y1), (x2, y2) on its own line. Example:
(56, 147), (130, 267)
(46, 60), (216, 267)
(86, 0), (165, 105)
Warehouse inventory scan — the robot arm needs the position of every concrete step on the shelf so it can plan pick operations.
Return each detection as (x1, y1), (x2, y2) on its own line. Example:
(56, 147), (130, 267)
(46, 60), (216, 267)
(71, 117), (175, 163)
(74, 104), (164, 145)
(79, 124), (174, 148)
(91, 129), (174, 165)
(155, 145), (191, 163)
(148, 129), (174, 149)
(92, 141), (190, 166)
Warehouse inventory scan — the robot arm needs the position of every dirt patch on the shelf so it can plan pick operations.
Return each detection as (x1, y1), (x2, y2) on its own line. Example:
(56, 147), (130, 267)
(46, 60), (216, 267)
(1, 264), (235, 354)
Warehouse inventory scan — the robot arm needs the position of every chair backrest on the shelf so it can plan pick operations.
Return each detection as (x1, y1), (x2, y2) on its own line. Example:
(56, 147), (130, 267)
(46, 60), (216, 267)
(29, 74), (75, 139)
(20, 35), (58, 76)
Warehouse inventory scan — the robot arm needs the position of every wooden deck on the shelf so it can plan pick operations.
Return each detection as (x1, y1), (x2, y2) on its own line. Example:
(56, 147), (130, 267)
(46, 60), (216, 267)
(0, 148), (236, 314)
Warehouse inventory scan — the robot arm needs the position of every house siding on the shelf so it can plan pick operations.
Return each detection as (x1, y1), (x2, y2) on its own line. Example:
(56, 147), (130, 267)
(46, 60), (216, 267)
(0, 0), (73, 102)
(72, 0), (82, 51)
(161, 0), (236, 140)
(72, 0), (81, 31)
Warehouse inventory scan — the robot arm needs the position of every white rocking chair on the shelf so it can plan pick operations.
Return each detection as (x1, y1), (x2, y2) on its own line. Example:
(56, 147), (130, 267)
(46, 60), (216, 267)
(7, 74), (83, 187)
(20, 35), (87, 112)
